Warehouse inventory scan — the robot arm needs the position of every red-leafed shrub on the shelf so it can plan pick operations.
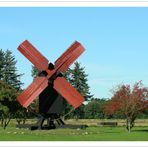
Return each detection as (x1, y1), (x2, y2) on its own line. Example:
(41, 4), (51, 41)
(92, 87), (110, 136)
(104, 81), (148, 132)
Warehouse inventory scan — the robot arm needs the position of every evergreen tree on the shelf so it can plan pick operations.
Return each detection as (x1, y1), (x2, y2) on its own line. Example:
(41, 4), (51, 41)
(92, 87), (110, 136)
(1, 49), (23, 90)
(31, 65), (40, 79)
(0, 49), (23, 128)
(0, 49), (5, 80)
(64, 62), (93, 119)
(71, 62), (92, 101)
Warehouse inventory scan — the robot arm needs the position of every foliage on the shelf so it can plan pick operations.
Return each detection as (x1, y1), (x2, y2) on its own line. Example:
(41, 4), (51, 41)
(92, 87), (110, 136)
(0, 49), (23, 90)
(66, 62), (92, 101)
(0, 80), (18, 129)
(104, 81), (148, 132)
(63, 62), (93, 119)
(0, 49), (5, 80)
(0, 49), (23, 129)
(31, 65), (40, 79)
(84, 98), (106, 119)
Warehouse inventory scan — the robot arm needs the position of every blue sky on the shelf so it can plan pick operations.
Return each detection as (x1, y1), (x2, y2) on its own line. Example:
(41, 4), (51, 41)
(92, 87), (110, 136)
(0, 7), (148, 98)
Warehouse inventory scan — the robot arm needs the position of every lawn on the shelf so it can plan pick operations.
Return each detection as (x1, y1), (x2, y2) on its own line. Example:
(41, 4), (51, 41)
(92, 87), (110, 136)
(0, 120), (148, 141)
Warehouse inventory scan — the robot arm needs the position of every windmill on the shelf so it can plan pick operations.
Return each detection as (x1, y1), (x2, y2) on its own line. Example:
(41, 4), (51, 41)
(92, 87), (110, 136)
(16, 40), (85, 130)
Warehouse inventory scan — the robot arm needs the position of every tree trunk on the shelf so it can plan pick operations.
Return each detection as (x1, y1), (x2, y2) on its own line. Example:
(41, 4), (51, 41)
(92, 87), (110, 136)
(62, 116), (65, 121)
(23, 118), (26, 124)
(3, 118), (11, 129)
(16, 119), (21, 125)
(126, 117), (135, 133)
(1, 114), (11, 129)
(1, 118), (4, 127)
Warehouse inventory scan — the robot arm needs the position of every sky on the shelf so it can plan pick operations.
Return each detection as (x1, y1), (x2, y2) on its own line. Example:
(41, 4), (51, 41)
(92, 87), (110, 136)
(0, 7), (148, 98)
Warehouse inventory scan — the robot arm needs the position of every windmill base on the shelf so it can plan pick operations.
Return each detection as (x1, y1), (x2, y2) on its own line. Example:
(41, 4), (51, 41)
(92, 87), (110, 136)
(16, 114), (64, 130)
(16, 114), (87, 130)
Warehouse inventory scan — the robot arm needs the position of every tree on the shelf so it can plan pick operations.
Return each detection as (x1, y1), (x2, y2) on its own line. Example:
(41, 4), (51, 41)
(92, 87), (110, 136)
(31, 65), (40, 79)
(0, 49), (23, 90)
(0, 80), (18, 129)
(84, 98), (107, 119)
(64, 62), (93, 119)
(104, 81), (148, 132)
(70, 62), (92, 101)
(14, 105), (28, 125)
(0, 49), (5, 80)
(0, 49), (23, 129)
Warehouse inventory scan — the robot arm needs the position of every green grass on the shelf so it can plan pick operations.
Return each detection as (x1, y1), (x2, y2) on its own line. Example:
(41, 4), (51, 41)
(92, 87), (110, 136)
(0, 125), (148, 141)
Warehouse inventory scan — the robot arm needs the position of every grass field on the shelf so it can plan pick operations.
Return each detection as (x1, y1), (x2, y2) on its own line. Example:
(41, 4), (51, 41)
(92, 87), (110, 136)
(0, 119), (147, 141)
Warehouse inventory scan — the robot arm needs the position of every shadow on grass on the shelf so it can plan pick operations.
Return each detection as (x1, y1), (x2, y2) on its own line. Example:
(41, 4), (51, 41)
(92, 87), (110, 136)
(132, 129), (148, 132)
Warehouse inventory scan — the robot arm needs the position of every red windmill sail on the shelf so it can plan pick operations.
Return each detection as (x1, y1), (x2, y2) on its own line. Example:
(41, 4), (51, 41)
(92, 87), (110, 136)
(17, 77), (48, 108)
(18, 40), (48, 71)
(55, 41), (85, 73)
(54, 77), (84, 109)
(17, 40), (85, 109)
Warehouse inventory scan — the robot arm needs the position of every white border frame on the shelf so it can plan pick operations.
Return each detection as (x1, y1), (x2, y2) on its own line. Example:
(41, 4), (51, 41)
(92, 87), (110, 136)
(0, 0), (148, 6)
(0, 141), (148, 147)
(0, 0), (148, 147)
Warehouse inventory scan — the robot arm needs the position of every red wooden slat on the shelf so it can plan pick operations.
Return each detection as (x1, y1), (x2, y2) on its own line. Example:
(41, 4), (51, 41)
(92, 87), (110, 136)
(17, 77), (48, 108)
(55, 41), (79, 67)
(54, 77), (84, 109)
(18, 40), (48, 71)
(56, 44), (85, 73)
(54, 41), (85, 72)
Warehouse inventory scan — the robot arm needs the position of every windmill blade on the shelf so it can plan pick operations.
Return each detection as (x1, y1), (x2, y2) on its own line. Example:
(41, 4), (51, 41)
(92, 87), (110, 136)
(54, 41), (80, 67)
(57, 45), (85, 73)
(18, 40), (49, 71)
(17, 77), (48, 108)
(54, 77), (84, 109)
(54, 41), (85, 72)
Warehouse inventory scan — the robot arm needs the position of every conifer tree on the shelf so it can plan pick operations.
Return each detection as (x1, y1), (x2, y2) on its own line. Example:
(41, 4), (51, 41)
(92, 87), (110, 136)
(64, 62), (92, 119)
(1, 49), (23, 90)
(31, 65), (40, 79)
(0, 49), (5, 80)
(70, 62), (92, 101)
(0, 49), (23, 128)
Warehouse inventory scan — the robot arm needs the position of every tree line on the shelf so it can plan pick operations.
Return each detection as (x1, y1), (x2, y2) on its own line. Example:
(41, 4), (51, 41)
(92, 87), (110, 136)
(0, 49), (148, 132)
